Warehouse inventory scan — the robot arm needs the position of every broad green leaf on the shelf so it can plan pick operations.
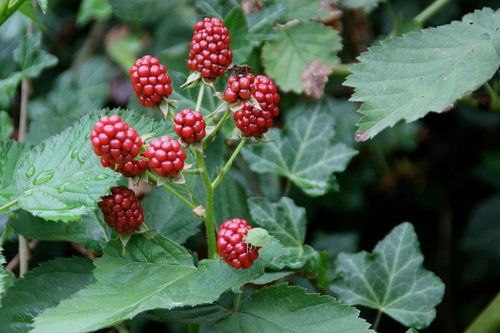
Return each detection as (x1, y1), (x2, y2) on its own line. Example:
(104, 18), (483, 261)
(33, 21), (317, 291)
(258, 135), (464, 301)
(465, 292), (500, 333)
(106, 33), (142, 72)
(330, 222), (445, 329)
(194, 0), (239, 19)
(340, 0), (384, 13)
(9, 210), (110, 251)
(262, 22), (341, 93)
(0, 111), (13, 140)
(0, 141), (30, 214)
(346, 8), (500, 140)
(214, 176), (250, 227)
(242, 102), (357, 196)
(76, 0), (112, 26)
(247, 4), (287, 34)
(214, 284), (374, 333)
(108, 0), (180, 21)
(224, 8), (254, 64)
(141, 187), (202, 244)
(278, 0), (327, 21)
(16, 109), (168, 221)
(31, 235), (273, 333)
(0, 257), (95, 333)
(248, 197), (316, 269)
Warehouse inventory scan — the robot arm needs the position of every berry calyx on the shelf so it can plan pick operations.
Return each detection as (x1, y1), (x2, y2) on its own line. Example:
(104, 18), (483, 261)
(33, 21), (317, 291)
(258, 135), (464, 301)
(143, 135), (187, 177)
(223, 73), (255, 103)
(90, 115), (142, 165)
(217, 218), (260, 269)
(173, 109), (207, 143)
(130, 55), (173, 107)
(187, 17), (233, 79)
(98, 186), (144, 234)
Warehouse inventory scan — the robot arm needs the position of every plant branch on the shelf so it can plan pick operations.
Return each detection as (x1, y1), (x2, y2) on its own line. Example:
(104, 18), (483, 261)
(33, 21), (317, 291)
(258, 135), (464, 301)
(146, 170), (197, 210)
(212, 138), (247, 189)
(203, 108), (231, 148)
(373, 309), (383, 331)
(283, 178), (292, 197)
(414, 0), (451, 25)
(6, 239), (39, 272)
(0, 198), (19, 212)
(195, 82), (205, 112)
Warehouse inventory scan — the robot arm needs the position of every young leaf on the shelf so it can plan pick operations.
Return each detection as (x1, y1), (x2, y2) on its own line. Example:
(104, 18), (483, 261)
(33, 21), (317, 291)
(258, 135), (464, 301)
(0, 111), (13, 140)
(248, 197), (316, 269)
(346, 8), (500, 140)
(214, 284), (374, 333)
(76, 0), (112, 27)
(0, 257), (95, 333)
(330, 222), (445, 329)
(340, 0), (385, 13)
(31, 235), (272, 333)
(262, 22), (341, 93)
(242, 102), (357, 196)
(0, 141), (30, 214)
(37, 0), (48, 13)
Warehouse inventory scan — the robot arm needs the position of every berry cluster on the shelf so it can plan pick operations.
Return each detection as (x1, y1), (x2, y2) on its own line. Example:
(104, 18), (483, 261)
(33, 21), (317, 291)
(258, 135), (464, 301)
(217, 218), (260, 269)
(143, 135), (187, 177)
(98, 186), (144, 234)
(223, 73), (255, 103)
(174, 109), (207, 143)
(187, 18), (233, 79)
(130, 55), (173, 107)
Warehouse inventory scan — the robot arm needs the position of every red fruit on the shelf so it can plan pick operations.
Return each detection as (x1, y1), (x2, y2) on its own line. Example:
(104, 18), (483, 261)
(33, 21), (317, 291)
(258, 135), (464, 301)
(101, 158), (148, 177)
(130, 55), (173, 107)
(90, 115), (142, 165)
(253, 75), (280, 118)
(143, 136), (187, 177)
(223, 73), (255, 103)
(217, 218), (260, 269)
(187, 17), (233, 79)
(173, 109), (207, 143)
(98, 186), (144, 234)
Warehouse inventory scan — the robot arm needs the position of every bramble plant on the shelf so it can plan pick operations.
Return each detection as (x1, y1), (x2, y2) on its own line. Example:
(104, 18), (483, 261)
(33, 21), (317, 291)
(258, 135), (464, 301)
(0, 1), (499, 333)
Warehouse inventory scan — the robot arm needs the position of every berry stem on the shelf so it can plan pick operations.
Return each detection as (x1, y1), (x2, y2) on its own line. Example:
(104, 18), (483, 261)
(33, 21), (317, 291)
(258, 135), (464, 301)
(146, 170), (197, 210)
(212, 138), (247, 189)
(195, 83), (205, 112)
(203, 108), (231, 148)
(0, 198), (19, 213)
(414, 0), (451, 25)
(194, 149), (217, 259)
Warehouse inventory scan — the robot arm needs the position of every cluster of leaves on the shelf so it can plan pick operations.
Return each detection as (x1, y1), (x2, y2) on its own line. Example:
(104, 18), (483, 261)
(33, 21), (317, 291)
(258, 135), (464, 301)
(0, 0), (499, 332)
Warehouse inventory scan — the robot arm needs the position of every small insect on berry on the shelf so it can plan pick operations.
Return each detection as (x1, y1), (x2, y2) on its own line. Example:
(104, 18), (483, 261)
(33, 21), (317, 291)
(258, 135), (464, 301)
(223, 73), (255, 103)
(98, 186), (144, 234)
(130, 55), (173, 107)
(90, 115), (142, 165)
(173, 109), (207, 143)
(143, 136), (187, 177)
(217, 218), (260, 269)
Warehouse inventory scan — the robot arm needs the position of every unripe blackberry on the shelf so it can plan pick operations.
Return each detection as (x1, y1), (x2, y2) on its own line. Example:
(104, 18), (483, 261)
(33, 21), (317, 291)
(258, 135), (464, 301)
(187, 17), (233, 79)
(101, 158), (148, 177)
(90, 115), (142, 165)
(173, 109), (207, 143)
(233, 103), (274, 137)
(130, 55), (173, 107)
(223, 73), (255, 103)
(217, 218), (260, 269)
(253, 75), (280, 118)
(98, 186), (144, 234)
(143, 136), (187, 177)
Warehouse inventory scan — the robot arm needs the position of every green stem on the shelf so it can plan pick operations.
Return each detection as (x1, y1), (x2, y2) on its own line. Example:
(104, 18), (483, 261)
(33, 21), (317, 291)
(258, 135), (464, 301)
(0, 198), (19, 212)
(212, 138), (247, 189)
(195, 149), (217, 259)
(331, 63), (352, 78)
(146, 170), (197, 210)
(195, 83), (205, 112)
(203, 109), (231, 148)
(485, 82), (499, 109)
(414, 0), (451, 25)
(373, 310), (383, 331)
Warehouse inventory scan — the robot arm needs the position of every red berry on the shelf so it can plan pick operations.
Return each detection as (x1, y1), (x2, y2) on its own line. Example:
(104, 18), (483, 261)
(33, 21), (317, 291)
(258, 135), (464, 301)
(173, 109), (207, 143)
(98, 186), (144, 234)
(101, 158), (148, 177)
(90, 115), (142, 165)
(187, 18), (233, 79)
(143, 136), (187, 177)
(217, 218), (260, 269)
(233, 75), (280, 137)
(130, 55), (173, 107)
(223, 73), (255, 103)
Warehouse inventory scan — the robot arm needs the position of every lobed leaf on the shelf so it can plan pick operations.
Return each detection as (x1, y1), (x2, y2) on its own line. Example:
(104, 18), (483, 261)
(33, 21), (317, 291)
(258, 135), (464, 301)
(330, 222), (445, 329)
(0, 111), (13, 140)
(346, 8), (500, 140)
(0, 141), (30, 214)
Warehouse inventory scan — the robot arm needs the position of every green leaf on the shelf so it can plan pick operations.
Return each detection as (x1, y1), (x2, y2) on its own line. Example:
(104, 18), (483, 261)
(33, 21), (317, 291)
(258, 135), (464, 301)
(9, 210), (110, 251)
(340, 0), (385, 13)
(213, 176), (250, 226)
(36, 0), (48, 13)
(465, 292), (500, 333)
(108, 0), (180, 21)
(0, 257), (95, 333)
(16, 109), (168, 221)
(214, 284), (374, 333)
(223, 8), (254, 64)
(76, 0), (112, 26)
(262, 22), (341, 93)
(248, 197), (316, 269)
(330, 222), (445, 329)
(278, 0), (327, 21)
(0, 111), (13, 140)
(346, 8), (500, 140)
(31, 235), (271, 333)
(194, 0), (239, 19)
(242, 102), (357, 196)
(141, 187), (202, 244)
(0, 141), (30, 214)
